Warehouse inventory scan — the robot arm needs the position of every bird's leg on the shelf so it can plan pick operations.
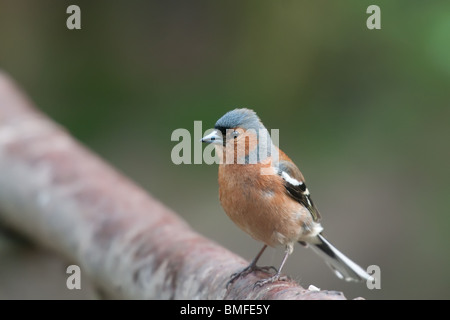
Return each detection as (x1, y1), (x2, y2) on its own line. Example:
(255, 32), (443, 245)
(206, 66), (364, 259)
(227, 244), (275, 288)
(254, 248), (291, 288)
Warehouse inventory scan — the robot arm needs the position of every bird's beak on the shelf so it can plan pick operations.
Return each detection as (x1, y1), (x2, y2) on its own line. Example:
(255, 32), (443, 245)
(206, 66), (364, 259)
(201, 129), (223, 144)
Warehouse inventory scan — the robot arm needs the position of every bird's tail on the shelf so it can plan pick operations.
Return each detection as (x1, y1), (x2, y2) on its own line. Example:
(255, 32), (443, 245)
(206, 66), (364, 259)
(306, 234), (373, 282)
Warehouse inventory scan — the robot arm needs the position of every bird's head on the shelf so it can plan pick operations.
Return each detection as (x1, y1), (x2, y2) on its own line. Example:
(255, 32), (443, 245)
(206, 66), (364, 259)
(202, 108), (273, 164)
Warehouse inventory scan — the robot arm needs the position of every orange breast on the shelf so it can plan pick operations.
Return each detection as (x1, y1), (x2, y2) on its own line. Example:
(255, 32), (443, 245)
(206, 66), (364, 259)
(218, 161), (313, 247)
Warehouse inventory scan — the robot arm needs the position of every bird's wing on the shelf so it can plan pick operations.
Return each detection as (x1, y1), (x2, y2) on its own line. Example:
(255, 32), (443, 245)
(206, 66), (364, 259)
(277, 159), (321, 222)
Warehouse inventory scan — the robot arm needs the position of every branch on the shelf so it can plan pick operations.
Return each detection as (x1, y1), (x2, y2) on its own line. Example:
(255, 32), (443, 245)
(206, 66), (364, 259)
(0, 71), (348, 300)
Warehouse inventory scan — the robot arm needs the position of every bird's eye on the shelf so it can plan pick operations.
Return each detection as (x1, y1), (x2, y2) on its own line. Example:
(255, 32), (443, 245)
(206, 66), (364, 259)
(232, 130), (239, 139)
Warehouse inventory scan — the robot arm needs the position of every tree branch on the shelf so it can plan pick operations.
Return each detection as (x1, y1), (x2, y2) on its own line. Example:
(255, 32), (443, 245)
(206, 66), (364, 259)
(0, 71), (348, 300)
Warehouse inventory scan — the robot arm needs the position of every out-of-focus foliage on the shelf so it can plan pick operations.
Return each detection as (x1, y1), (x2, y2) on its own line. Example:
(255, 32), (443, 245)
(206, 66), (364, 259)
(0, 1), (449, 299)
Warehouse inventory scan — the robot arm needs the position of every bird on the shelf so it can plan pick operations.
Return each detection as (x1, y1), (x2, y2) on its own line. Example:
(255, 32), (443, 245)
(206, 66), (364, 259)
(201, 108), (372, 287)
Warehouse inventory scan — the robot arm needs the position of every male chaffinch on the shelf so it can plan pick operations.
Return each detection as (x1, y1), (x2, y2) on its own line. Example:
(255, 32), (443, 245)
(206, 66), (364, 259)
(202, 108), (372, 287)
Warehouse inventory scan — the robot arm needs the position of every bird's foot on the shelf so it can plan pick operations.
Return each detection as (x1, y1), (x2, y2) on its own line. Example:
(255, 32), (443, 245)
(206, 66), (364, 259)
(227, 266), (252, 288)
(253, 273), (289, 288)
(227, 265), (277, 288)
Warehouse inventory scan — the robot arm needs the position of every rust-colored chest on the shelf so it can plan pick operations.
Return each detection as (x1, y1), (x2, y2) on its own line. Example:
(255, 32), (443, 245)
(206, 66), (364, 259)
(217, 163), (305, 246)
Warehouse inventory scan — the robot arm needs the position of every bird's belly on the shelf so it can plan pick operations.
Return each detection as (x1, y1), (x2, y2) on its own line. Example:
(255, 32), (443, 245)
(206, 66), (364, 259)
(218, 167), (318, 246)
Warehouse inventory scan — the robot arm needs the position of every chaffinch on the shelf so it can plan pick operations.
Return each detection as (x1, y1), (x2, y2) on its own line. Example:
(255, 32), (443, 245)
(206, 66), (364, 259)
(202, 108), (371, 287)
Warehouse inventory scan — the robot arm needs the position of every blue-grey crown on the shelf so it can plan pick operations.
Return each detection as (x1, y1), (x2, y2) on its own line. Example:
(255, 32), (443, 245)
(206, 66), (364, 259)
(214, 108), (264, 134)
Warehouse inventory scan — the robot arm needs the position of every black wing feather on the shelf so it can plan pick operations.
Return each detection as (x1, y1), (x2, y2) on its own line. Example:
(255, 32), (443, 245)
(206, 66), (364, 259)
(278, 161), (321, 222)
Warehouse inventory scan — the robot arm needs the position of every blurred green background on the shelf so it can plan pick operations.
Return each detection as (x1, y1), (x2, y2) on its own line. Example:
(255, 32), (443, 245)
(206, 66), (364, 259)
(1, 0), (449, 300)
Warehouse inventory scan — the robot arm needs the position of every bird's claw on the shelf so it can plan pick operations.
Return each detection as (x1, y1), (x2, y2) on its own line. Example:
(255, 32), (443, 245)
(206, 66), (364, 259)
(227, 265), (278, 289)
(227, 265), (254, 288)
(253, 274), (288, 288)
